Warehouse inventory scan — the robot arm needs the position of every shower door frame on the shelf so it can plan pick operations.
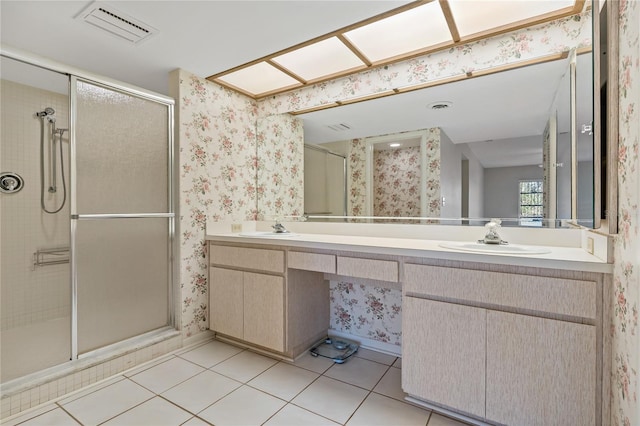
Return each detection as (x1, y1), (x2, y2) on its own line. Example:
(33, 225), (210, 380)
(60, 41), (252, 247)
(69, 76), (176, 359)
(0, 47), (177, 367)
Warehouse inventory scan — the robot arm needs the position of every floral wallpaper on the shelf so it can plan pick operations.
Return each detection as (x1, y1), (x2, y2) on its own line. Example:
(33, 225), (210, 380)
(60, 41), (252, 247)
(348, 138), (366, 216)
(423, 128), (442, 217)
(330, 281), (402, 347)
(256, 113), (304, 219)
(374, 147), (422, 217)
(174, 70), (304, 337)
(611, 1), (640, 425)
(174, 70), (258, 337)
(348, 129), (442, 219)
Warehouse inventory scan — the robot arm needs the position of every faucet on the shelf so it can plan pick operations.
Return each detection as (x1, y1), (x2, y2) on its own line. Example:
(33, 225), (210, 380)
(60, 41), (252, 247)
(480, 218), (507, 245)
(272, 220), (289, 234)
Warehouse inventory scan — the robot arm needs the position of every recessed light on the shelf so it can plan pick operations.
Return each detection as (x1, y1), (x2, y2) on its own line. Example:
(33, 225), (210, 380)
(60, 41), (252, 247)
(427, 101), (453, 110)
(389, 143), (401, 147)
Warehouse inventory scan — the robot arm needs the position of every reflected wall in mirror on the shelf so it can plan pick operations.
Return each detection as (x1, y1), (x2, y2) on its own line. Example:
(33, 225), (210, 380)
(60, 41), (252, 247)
(296, 52), (594, 227)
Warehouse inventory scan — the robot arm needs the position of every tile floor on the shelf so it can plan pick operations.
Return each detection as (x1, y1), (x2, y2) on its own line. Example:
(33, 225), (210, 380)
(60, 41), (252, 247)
(4, 340), (471, 426)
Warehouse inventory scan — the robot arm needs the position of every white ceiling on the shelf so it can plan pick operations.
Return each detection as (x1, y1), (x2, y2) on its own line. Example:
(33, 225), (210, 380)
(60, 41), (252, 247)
(0, 0), (410, 96)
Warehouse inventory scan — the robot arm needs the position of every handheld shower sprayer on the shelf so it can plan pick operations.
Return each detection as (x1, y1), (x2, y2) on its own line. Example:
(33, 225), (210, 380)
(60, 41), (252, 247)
(35, 106), (67, 214)
(35, 107), (55, 118)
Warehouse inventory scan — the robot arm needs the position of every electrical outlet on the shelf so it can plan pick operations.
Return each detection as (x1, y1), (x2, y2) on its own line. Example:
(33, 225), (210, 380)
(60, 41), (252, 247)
(231, 223), (242, 233)
(586, 237), (594, 254)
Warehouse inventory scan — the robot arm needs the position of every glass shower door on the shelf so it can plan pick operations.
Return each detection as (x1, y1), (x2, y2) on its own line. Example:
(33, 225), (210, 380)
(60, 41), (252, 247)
(72, 78), (173, 355)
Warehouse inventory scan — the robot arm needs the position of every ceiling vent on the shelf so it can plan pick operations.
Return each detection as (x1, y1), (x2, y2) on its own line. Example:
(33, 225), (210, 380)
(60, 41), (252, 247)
(76, 2), (157, 44)
(326, 123), (352, 131)
(428, 101), (453, 110)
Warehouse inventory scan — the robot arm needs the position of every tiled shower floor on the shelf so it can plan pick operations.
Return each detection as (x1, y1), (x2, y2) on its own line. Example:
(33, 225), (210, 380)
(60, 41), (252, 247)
(4, 339), (469, 426)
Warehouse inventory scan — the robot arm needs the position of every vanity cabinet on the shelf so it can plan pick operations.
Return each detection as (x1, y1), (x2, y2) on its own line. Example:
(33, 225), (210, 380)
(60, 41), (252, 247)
(403, 263), (602, 425)
(209, 245), (286, 353)
(486, 311), (595, 425)
(209, 267), (285, 352)
(403, 297), (486, 418)
(243, 272), (284, 352)
(208, 243), (329, 359)
(206, 235), (610, 425)
(209, 267), (244, 340)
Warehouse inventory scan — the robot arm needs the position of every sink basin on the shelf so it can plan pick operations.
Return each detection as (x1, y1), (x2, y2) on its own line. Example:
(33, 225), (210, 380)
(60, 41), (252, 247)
(238, 231), (298, 238)
(439, 242), (551, 255)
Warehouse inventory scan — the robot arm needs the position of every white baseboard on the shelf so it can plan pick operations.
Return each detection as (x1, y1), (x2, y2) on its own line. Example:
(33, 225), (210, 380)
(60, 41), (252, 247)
(328, 330), (401, 357)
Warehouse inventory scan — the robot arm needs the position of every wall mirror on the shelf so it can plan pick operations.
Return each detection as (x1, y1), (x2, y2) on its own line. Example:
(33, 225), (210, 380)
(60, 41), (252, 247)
(272, 52), (595, 228)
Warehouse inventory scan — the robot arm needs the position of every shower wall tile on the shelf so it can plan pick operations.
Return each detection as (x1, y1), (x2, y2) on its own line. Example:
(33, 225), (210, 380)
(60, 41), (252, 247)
(0, 79), (70, 332)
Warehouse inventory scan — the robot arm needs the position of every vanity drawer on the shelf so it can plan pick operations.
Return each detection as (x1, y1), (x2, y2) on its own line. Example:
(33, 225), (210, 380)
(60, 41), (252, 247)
(404, 264), (596, 319)
(337, 256), (398, 282)
(210, 244), (284, 273)
(288, 251), (336, 273)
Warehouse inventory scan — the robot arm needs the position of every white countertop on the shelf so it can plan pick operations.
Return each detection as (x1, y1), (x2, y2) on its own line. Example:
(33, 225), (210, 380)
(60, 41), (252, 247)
(206, 230), (612, 274)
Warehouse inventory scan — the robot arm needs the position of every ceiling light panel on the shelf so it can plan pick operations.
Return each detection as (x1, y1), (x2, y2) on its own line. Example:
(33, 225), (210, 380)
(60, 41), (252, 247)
(343, 2), (453, 63)
(448, 0), (576, 38)
(217, 62), (300, 96)
(272, 37), (366, 81)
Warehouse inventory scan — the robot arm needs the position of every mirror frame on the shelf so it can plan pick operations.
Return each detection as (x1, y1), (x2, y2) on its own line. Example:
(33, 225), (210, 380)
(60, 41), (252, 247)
(604, 0), (619, 234)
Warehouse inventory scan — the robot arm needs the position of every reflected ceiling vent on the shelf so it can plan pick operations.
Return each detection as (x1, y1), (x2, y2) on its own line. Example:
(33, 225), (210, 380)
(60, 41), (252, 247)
(428, 101), (453, 110)
(76, 2), (157, 44)
(326, 123), (352, 131)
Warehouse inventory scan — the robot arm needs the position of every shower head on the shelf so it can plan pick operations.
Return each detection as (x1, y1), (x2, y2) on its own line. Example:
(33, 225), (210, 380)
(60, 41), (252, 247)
(35, 107), (55, 118)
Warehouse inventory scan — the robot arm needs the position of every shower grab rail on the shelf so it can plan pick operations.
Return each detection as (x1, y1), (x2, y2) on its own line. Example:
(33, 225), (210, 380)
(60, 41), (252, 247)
(32, 246), (70, 270)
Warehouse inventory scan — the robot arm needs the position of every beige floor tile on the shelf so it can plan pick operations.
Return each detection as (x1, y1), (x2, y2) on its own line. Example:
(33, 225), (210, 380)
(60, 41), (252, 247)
(264, 404), (339, 426)
(354, 348), (397, 366)
(372, 366), (406, 401)
(291, 376), (368, 424)
(102, 397), (192, 425)
(18, 408), (80, 426)
(346, 393), (431, 426)
(249, 362), (319, 401)
(324, 357), (388, 390)
(428, 412), (471, 426)
(182, 416), (211, 426)
(161, 370), (241, 414)
(129, 357), (204, 394)
(211, 351), (278, 383)
(60, 378), (154, 425)
(178, 340), (243, 368)
(57, 376), (126, 405)
(198, 385), (286, 426)
(289, 352), (335, 374)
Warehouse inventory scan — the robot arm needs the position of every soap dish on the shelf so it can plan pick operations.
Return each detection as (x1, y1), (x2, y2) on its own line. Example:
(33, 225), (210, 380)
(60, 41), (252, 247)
(310, 338), (359, 363)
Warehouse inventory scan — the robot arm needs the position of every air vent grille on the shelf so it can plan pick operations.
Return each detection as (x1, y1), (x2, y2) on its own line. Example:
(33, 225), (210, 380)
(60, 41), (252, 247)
(326, 123), (352, 131)
(77, 2), (157, 44)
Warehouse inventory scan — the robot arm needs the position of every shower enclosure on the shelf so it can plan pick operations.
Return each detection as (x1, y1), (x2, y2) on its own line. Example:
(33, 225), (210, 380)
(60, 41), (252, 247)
(0, 52), (175, 393)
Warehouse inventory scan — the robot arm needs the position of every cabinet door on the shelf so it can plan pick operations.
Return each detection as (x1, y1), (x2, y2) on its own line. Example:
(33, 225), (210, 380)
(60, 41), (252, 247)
(209, 267), (243, 339)
(486, 311), (596, 426)
(244, 272), (284, 352)
(403, 297), (486, 418)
